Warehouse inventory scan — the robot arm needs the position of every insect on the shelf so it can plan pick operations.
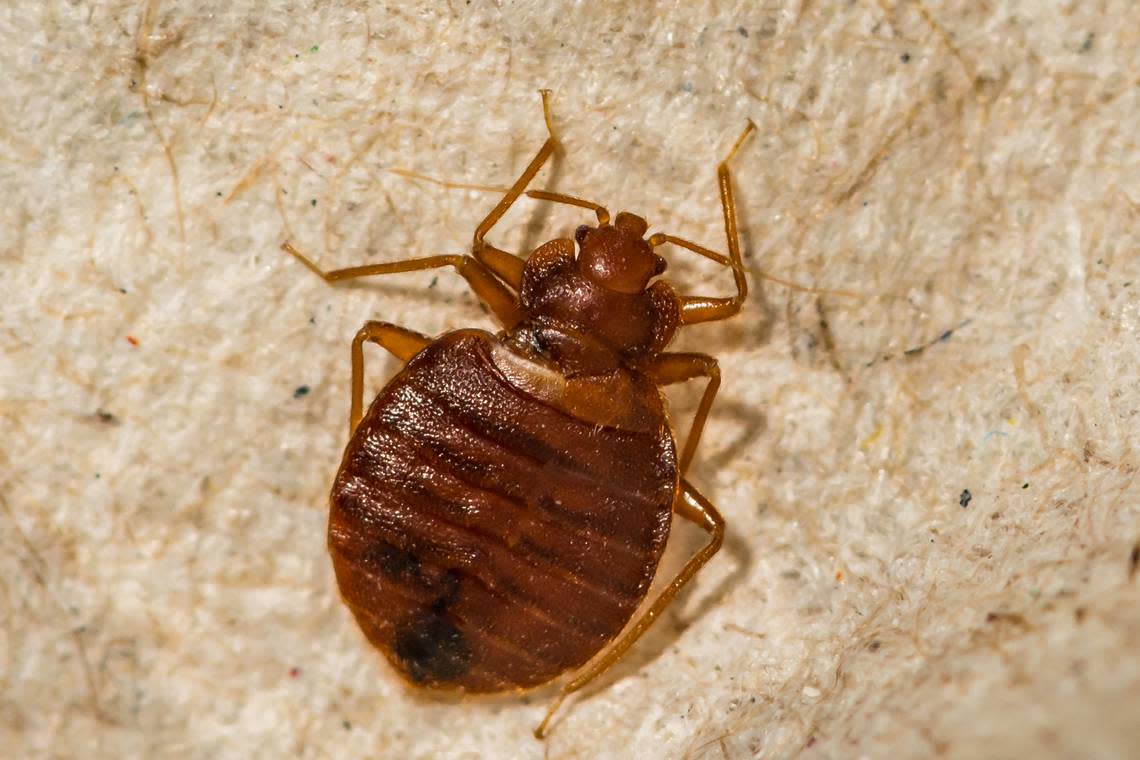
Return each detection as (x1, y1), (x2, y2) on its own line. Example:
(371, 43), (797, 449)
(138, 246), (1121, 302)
(283, 91), (755, 738)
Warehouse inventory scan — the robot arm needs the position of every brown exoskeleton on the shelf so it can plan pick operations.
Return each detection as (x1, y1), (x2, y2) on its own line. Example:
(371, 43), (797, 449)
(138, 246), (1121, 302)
(283, 91), (755, 738)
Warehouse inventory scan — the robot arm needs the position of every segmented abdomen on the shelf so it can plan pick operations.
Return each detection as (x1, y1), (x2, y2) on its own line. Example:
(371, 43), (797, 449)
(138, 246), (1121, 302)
(329, 330), (676, 691)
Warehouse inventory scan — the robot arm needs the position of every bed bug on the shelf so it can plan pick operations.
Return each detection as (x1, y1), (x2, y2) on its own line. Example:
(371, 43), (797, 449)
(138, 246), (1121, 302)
(282, 91), (755, 738)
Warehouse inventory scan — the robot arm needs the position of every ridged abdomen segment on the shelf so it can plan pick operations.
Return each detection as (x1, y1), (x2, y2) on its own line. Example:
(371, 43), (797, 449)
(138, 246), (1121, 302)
(329, 330), (676, 691)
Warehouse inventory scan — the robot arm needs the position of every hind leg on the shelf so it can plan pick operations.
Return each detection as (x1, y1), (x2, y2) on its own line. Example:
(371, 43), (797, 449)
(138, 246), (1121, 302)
(534, 479), (725, 739)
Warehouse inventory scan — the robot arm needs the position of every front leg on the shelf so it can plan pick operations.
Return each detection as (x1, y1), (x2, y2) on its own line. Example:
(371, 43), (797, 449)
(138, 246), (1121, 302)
(471, 90), (560, 289)
(650, 120), (756, 326)
(281, 244), (525, 331)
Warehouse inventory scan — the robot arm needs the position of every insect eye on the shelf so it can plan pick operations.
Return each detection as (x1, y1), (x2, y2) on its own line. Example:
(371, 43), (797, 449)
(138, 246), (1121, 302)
(574, 225), (590, 245)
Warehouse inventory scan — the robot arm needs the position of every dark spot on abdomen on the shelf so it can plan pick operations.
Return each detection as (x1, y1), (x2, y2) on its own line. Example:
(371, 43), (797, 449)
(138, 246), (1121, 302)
(365, 541), (421, 580)
(394, 612), (472, 684)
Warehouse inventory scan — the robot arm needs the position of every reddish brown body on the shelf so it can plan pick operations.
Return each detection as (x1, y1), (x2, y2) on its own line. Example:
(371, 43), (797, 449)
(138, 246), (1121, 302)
(329, 329), (675, 689)
(285, 93), (754, 736)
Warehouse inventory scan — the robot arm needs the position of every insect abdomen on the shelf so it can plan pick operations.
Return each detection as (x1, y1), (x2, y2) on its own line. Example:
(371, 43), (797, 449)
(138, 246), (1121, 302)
(329, 330), (676, 691)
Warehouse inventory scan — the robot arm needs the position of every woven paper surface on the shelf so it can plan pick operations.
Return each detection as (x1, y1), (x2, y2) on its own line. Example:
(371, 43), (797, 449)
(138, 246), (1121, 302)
(2, 2), (1138, 758)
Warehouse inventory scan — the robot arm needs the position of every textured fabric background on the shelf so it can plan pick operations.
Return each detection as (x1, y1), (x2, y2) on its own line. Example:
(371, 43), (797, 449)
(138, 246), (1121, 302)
(2, 2), (1137, 758)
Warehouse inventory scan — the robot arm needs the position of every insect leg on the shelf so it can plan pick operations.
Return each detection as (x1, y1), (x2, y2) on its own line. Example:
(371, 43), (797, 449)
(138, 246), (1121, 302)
(650, 120), (756, 326)
(534, 478), (725, 739)
(640, 352), (720, 475)
(348, 321), (432, 434)
(281, 243), (524, 329)
(471, 90), (559, 289)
